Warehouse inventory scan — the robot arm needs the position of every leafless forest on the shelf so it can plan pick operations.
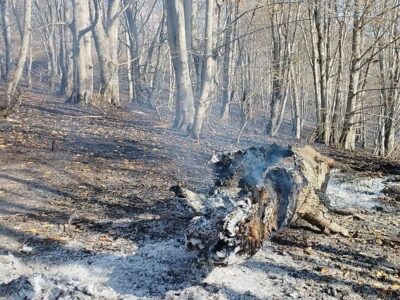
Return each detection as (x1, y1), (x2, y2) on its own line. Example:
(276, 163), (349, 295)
(1, 0), (399, 153)
(0, 1), (399, 299)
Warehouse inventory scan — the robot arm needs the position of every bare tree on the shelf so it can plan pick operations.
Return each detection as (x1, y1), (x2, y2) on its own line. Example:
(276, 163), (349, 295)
(7, 0), (32, 96)
(68, 0), (98, 104)
(220, 0), (239, 120)
(165, 0), (195, 131)
(58, 0), (74, 96)
(123, 1), (141, 102)
(265, 2), (298, 137)
(191, 0), (216, 139)
(374, 2), (400, 157)
(339, 0), (364, 150)
(34, 0), (59, 93)
(92, 0), (121, 105)
(0, 0), (12, 80)
(0, 0), (398, 157)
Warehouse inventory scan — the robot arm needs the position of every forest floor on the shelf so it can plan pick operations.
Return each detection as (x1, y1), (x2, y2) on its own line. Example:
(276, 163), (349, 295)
(0, 92), (399, 300)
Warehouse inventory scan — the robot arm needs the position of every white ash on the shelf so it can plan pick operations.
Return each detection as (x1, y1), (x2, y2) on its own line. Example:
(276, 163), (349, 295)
(326, 170), (385, 209)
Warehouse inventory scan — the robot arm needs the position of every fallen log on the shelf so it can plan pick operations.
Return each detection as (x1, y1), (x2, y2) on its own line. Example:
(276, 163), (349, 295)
(171, 144), (349, 265)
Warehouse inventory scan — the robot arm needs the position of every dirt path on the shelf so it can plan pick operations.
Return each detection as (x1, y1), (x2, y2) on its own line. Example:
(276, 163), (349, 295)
(0, 94), (399, 299)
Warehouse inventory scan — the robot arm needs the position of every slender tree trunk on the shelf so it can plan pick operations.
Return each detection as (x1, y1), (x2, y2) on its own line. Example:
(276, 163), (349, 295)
(0, 0), (12, 81)
(340, 0), (362, 150)
(382, 35), (399, 156)
(220, 0), (233, 120)
(126, 30), (134, 101)
(191, 0), (215, 139)
(48, 30), (57, 92)
(266, 3), (296, 137)
(124, 2), (141, 102)
(266, 13), (283, 137)
(58, 0), (74, 96)
(331, 16), (345, 145)
(183, 0), (193, 75)
(308, 6), (322, 130)
(26, 33), (32, 90)
(291, 66), (301, 139)
(7, 0), (32, 96)
(315, 1), (331, 144)
(149, 14), (166, 108)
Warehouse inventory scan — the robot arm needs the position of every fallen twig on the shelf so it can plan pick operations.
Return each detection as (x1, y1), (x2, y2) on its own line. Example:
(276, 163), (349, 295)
(4, 117), (23, 124)
(65, 115), (104, 119)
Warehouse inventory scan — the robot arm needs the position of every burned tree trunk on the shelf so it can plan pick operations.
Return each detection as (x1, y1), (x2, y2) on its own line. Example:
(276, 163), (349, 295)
(171, 145), (348, 265)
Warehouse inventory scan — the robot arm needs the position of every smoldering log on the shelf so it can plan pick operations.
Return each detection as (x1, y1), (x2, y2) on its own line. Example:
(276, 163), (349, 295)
(171, 144), (349, 265)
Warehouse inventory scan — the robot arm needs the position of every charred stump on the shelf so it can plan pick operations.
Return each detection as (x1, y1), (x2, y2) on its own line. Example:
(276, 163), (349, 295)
(171, 144), (349, 265)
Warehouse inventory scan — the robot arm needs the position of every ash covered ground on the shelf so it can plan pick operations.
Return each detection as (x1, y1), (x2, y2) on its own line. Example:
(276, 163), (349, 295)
(0, 94), (399, 299)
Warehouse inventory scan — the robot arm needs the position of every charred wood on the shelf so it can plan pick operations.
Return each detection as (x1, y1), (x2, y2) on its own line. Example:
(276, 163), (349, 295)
(171, 144), (348, 265)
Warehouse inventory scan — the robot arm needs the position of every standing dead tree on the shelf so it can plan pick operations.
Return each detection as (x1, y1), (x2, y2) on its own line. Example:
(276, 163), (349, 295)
(171, 144), (348, 265)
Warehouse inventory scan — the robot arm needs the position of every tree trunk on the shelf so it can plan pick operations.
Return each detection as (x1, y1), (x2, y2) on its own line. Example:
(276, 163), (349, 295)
(307, 6), (322, 130)
(340, 0), (362, 150)
(290, 66), (301, 139)
(191, 0), (215, 140)
(124, 2), (141, 102)
(331, 13), (345, 145)
(266, 2), (297, 137)
(34, 0), (58, 93)
(171, 145), (348, 265)
(68, 0), (96, 104)
(125, 30), (134, 101)
(0, 0), (12, 81)
(315, 1), (331, 145)
(265, 14), (283, 137)
(58, 0), (74, 96)
(377, 17), (400, 157)
(165, 0), (195, 131)
(26, 33), (32, 90)
(220, 0), (234, 120)
(7, 0), (32, 96)
(92, 0), (120, 105)
(149, 14), (166, 108)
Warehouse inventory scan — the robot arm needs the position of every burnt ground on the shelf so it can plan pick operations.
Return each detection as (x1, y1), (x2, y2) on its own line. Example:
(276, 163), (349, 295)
(0, 92), (399, 300)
